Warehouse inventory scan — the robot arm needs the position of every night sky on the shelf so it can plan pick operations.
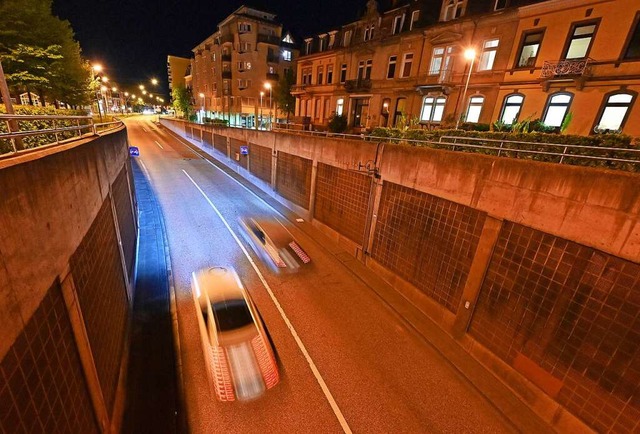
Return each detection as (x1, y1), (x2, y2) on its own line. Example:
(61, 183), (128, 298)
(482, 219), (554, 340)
(52, 0), (367, 97)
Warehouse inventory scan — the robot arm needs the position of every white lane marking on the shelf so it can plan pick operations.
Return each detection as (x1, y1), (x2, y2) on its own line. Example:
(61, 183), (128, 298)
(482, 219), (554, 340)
(154, 140), (164, 150)
(182, 169), (352, 434)
(142, 127), (148, 132)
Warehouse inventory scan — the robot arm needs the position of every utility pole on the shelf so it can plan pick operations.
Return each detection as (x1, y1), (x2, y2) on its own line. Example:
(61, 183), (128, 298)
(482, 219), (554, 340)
(0, 60), (24, 150)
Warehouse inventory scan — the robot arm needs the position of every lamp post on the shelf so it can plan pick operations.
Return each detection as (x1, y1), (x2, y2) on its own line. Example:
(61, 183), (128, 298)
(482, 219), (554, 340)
(456, 48), (476, 130)
(259, 91), (264, 129)
(91, 64), (104, 121)
(264, 82), (272, 130)
(199, 92), (205, 123)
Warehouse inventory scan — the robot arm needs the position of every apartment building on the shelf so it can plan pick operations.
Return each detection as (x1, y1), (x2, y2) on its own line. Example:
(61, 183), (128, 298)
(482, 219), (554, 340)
(190, 6), (298, 128)
(167, 55), (191, 93)
(295, 0), (640, 137)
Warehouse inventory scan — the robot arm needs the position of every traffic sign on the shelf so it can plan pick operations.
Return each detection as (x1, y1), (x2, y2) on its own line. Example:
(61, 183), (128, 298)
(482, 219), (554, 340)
(129, 146), (140, 157)
(240, 145), (249, 155)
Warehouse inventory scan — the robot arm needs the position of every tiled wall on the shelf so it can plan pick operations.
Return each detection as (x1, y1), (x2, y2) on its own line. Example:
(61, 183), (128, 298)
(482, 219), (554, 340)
(371, 182), (486, 313)
(112, 166), (136, 282)
(470, 222), (640, 433)
(229, 138), (248, 170)
(275, 152), (312, 209)
(248, 143), (272, 184)
(0, 281), (98, 434)
(213, 133), (227, 155)
(314, 163), (371, 244)
(70, 198), (129, 414)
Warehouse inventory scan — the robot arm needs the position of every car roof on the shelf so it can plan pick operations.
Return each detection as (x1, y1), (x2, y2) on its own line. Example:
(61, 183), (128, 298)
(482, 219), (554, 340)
(251, 218), (293, 248)
(193, 267), (245, 306)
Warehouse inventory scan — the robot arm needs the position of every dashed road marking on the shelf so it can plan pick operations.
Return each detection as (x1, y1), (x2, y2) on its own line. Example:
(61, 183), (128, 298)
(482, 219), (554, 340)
(154, 140), (164, 150)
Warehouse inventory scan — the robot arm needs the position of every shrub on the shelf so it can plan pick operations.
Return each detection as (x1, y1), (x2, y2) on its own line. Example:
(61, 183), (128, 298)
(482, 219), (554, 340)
(328, 114), (348, 133)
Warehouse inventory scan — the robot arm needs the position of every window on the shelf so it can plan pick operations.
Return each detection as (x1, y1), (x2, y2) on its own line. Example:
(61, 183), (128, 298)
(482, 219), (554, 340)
(410, 10), (419, 30)
(268, 65), (275, 74)
(392, 15), (404, 35)
(365, 59), (372, 79)
(429, 47), (445, 74)
(282, 33), (294, 44)
(282, 49), (292, 61)
(317, 66), (324, 85)
(327, 65), (334, 84)
(315, 99), (321, 118)
(494, 0), (508, 10)
(336, 98), (344, 116)
(465, 96), (484, 123)
(543, 93), (573, 127)
(623, 13), (640, 59)
(387, 55), (397, 79)
(443, 0), (465, 21)
(238, 22), (252, 33)
(343, 30), (352, 47)
(357, 60), (365, 79)
(319, 37), (326, 52)
(393, 97), (406, 126)
(420, 96), (446, 122)
(595, 92), (635, 132)
(340, 64), (347, 83)
(305, 40), (312, 54)
(364, 25), (375, 41)
(302, 68), (312, 84)
(237, 79), (251, 89)
(564, 22), (597, 59)
(401, 53), (413, 77)
(239, 42), (251, 53)
(478, 39), (499, 71)
(237, 61), (251, 71)
(500, 94), (524, 124)
(328, 33), (336, 49)
(517, 31), (543, 67)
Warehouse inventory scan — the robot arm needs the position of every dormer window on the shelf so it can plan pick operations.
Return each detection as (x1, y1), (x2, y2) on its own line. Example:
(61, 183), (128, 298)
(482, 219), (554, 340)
(319, 36), (327, 52)
(305, 39), (312, 55)
(364, 25), (375, 41)
(494, 0), (508, 10)
(392, 15), (404, 35)
(343, 30), (353, 46)
(328, 32), (337, 49)
(282, 33), (294, 44)
(410, 10), (419, 30)
(442, 0), (466, 21)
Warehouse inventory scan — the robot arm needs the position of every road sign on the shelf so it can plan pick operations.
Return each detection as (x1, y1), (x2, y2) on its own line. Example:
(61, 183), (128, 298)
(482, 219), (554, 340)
(129, 146), (140, 157)
(240, 145), (249, 155)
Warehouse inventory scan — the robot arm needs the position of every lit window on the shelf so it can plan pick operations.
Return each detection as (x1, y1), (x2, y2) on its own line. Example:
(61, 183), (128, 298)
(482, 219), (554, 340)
(595, 92), (635, 132)
(564, 23), (597, 59)
(517, 31), (543, 68)
(420, 96), (446, 122)
(466, 96), (484, 123)
(500, 94), (524, 124)
(401, 53), (413, 77)
(410, 10), (419, 30)
(543, 92), (573, 127)
(443, 0), (465, 21)
(429, 47), (445, 74)
(623, 13), (640, 60)
(336, 98), (344, 116)
(387, 55), (397, 79)
(282, 49), (292, 61)
(478, 39), (499, 71)
(282, 33), (294, 44)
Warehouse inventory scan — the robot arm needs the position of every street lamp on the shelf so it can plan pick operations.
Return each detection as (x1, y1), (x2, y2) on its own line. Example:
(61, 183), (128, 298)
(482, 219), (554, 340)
(259, 91), (264, 129)
(199, 92), (205, 123)
(91, 64), (104, 121)
(151, 78), (158, 86)
(456, 48), (476, 130)
(139, 84), (145, 91)
(264, 82), (272, 130)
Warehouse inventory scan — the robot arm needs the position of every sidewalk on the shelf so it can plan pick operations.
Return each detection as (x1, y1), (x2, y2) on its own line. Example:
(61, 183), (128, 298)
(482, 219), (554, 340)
(121, 160), (182, 434)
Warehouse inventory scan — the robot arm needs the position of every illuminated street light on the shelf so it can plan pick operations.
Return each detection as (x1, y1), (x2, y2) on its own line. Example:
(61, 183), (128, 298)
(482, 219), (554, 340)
(142, 90), (147, 95)
(259, 91), (264, 129)
(100, 85), (108, 92)
(92, 64), (103, 73)
(455, 48), (477, 130)
(139, 84), (145, 91)
(101, 76), (109, 83)
(264, 82), (272, 130)
(112, 87), (117, 92)
(151, 78), (158, 85)
(124, 92), (129, 97)
(199, 92), (205, 122)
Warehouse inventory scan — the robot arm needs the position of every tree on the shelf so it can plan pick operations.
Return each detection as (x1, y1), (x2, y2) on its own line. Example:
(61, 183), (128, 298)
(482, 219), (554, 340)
(172, 85), (192, 118)
(274, 68), (295, 123)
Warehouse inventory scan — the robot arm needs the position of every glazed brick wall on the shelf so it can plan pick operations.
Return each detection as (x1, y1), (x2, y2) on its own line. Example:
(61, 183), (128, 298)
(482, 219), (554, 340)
(314, 163), (371, 244)
(229, 138), (248, 170)
(213, 133), (227, 155)
(371, 182), (486, 313)
(70, 198), (129, 414)
(0, 280), (98, 434)
(112, 167), (136, 282)
(248, 143), (272, 184)
(275, 152), (312, 209)
(470, 222), (640, 433)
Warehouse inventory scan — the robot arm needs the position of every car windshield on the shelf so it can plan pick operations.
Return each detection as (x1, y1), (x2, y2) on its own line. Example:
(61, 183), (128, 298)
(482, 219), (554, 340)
(211, 299), (253, 332)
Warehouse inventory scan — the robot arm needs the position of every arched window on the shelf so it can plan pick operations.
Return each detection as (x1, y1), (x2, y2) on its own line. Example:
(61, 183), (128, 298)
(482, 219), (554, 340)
(543, 92), (573, 127)
(500, 94), (524, 124)
(420, 96), (446, 122)
(465, 95), (484, 123)
(594, 92), (636, 132)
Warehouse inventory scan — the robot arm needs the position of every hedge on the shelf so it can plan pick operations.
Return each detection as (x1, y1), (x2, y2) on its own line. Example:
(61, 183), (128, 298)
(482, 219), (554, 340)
(369, 127), (640, 172)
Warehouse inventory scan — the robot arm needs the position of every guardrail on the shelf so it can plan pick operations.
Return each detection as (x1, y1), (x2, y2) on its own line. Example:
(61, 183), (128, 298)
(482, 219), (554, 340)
(0, 114), (123, 156)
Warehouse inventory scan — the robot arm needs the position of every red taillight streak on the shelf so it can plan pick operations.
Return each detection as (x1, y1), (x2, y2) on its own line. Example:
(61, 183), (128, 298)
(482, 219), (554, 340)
(251, 335), (279, 389)
(289, 241), (311, 264)
(210, 345), (235, 401)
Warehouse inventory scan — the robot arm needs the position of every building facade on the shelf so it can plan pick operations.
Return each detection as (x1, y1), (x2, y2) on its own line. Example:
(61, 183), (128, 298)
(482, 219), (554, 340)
(190, 6), (298, 128)
(294, 0), (640, 137)
(167, 55), (191, 93)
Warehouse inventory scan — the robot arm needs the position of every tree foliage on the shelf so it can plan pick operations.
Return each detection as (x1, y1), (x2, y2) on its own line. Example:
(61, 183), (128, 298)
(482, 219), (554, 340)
(274, 68), (295, 121)
(0, 0), (90, 106)
(172, 85), (192, 118)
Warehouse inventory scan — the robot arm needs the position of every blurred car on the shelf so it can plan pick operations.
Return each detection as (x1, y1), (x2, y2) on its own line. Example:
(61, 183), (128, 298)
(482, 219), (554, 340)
(192, 266), (279, 401)
(239, 217), (311, 272)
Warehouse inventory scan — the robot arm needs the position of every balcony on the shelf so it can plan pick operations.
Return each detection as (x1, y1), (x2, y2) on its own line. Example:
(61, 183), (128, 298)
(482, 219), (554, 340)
(266, 55), (280, 64)
(266, 72), (279, 81)
(218, 34), (234, 45)
(258, 34), (280, 45)
(221, 53), (231, 62)
(290, 84), (307, 95)
(540, 58), (592, 79)
(222, 71), (232, 79)
(344, 78), (372, 92)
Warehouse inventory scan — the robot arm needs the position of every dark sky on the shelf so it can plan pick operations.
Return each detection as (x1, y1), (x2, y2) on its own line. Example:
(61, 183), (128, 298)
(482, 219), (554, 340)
(52, 0), (366, 97)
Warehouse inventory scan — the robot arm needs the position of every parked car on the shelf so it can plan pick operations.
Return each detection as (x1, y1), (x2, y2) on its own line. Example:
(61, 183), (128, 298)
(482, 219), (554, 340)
(239, 217), (311, 272)
(192, 266), (279, 401)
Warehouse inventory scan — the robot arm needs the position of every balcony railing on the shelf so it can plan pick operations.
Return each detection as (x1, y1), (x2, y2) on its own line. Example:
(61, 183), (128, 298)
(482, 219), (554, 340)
(266, 72), (279, 81)
(257, 34), (280, 45)
(344, 78), (372, 92)
(540, 58), (592, 79)
(222, 71), (232, 79)
(217, 34), (234, 45)
(266, 55), (280, 64)
(291, 84), (307, 94)
(221, 53), (232, 62)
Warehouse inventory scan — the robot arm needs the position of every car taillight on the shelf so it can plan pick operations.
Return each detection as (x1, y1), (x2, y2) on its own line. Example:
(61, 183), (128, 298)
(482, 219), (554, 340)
(251, 335), (279, 389)
(210, 345), (236, 401)
(289, 241), (311, 264)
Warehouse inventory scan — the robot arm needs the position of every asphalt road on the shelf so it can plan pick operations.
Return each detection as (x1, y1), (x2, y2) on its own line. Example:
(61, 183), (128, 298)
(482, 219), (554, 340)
(125, 115), (515, 434)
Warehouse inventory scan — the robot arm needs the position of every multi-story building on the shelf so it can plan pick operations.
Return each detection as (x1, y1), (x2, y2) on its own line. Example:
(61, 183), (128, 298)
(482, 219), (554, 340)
(294, 0), (640, 137)
(190, 6), (298, 128)
(167, 55), (191, 94)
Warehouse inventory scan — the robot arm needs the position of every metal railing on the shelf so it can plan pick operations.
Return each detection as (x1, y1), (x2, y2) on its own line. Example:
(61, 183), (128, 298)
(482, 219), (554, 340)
(540, 58), (592, 79)
(1, 114), (123, 156)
